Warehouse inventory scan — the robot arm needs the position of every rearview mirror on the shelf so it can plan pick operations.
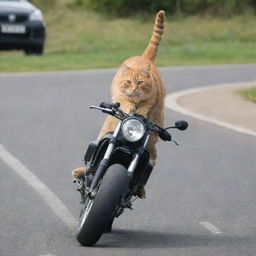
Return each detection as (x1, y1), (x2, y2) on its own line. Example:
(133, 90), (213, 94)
(175, 120), (188, 131)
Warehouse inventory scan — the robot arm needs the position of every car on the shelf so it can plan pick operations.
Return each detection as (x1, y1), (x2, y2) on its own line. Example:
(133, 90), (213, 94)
(0, 0), (45, 55)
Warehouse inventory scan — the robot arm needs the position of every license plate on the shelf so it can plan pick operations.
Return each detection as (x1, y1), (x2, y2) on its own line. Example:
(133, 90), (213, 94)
(1, 24), (26, 34)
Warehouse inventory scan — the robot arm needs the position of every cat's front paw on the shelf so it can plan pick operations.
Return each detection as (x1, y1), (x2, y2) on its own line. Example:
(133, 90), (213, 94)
(72, 167), (86, 180)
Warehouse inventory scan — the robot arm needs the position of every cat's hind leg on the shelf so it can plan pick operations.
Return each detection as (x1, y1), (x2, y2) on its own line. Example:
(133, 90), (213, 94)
(138, 185), (146, 199)
(72, 167), (86, 179)
(147, 133), (158, 167)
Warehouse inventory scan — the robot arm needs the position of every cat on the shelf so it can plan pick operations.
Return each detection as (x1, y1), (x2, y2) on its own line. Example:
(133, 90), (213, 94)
(72, 10), (166, 198)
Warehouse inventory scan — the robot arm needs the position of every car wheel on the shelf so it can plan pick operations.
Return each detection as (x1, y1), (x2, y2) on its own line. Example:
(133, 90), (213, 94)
(34, 45), (44, 55)
(24, 45), (44, 55)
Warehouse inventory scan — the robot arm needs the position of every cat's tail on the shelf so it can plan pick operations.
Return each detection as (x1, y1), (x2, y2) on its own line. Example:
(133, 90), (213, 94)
(143, 10), (165, 61)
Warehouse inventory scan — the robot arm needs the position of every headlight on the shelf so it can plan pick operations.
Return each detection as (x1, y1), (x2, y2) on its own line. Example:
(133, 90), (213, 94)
(121, 118), (146, 142)
(29, 10), (44, 21)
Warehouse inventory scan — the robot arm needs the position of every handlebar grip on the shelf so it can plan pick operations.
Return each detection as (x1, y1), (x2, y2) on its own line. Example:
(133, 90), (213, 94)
(113, 102), (120, 108)
(100, 102), (121, 110)
(159, 129), (172, 141)
(100, 102), (113, 109)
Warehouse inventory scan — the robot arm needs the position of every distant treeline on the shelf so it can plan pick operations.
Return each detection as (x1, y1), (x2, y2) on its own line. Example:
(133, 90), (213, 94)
(74, 0), (256, 17)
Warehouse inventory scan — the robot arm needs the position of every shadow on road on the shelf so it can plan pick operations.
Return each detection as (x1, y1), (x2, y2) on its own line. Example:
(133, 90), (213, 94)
(97, 229), (255, 249)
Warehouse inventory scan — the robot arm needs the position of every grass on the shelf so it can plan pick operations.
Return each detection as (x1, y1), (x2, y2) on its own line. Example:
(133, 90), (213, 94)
(239, 87), (256, 103)
(0, 4), (256, 72)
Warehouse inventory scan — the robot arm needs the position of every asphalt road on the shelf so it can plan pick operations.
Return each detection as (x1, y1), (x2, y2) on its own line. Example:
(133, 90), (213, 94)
(1, 64), (256, 256)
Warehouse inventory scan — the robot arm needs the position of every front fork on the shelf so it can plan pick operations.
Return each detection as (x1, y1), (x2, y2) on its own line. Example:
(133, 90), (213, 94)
(127, 133), (150, 177)
(87, 121), (151, 199)
(88, 121), (122, 197)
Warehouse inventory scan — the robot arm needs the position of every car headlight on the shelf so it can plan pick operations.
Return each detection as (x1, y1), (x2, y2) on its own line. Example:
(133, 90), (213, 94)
(29, 10), (44, 21)
(121, 118), (146, 142)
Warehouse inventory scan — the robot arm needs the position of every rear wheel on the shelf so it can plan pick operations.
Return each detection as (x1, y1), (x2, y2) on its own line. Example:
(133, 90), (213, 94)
(77, 164), (128, 246)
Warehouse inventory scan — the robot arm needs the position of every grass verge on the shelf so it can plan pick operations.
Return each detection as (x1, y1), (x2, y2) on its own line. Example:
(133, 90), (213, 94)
(239, 87), (256, 103)
(0, 7), (256, 72)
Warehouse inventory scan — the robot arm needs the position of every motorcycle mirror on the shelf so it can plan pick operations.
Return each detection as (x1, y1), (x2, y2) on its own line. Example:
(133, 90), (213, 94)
(175, 120), (188, 131)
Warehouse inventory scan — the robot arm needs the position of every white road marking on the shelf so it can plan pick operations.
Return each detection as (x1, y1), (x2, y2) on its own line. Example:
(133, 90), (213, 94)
(0, 144), (77, 228)
(199, 221), (222, 234)
(165, 81), (256, 138)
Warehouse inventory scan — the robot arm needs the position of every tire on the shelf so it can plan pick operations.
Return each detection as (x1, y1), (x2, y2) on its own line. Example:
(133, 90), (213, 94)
(104, 216), (114, 233)
(24, 48), (32, 55)
(24, 45), (44, 55)
(77, 164), (129, 246)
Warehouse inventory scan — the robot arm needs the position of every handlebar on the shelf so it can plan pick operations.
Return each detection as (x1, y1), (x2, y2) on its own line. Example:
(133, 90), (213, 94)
(100, 102), (120, 109)
(153, 126), (172, 141)
(90, 101), (187, 142)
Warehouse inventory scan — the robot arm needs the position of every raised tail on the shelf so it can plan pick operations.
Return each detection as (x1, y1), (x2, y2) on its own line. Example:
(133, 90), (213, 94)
(143, 10), (165, 61)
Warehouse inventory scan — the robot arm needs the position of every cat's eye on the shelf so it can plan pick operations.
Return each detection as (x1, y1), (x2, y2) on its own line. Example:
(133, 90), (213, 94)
(125, 80), (131, 85)
(137, 80), (144, 86)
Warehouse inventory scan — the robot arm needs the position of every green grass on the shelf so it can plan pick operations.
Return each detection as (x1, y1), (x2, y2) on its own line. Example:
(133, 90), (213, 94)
(0, 5), (256, 72)
(239, 87), (256, 103)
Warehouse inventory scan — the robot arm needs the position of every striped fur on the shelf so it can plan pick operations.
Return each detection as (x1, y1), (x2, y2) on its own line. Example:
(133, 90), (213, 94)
(143, 10), (165, 61)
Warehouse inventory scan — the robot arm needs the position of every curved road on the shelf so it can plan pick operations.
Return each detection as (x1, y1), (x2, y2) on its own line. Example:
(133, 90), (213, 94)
(0, 64), (256, 256)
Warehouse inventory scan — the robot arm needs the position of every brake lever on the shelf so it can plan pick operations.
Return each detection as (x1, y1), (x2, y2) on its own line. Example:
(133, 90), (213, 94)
(90, 105), (106, 111)
(90, 105), (115, 115)
(171, 139), (179, 146)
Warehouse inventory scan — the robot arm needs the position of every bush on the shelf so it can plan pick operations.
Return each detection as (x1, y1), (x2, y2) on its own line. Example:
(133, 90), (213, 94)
(74, 0), (256, 17)
(74, 0), (174, 16)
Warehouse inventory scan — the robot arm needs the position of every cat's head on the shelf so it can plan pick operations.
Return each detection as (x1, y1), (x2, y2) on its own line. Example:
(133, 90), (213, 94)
(114, 57), (154, 101)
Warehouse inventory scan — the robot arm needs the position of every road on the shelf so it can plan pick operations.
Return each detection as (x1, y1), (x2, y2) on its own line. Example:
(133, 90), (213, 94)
(0, 64), (256, 256)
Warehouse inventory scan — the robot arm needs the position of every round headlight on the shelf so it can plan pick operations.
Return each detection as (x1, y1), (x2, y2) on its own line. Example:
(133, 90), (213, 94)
(29, 10), (44, 22)
(121, 118), (146, 142)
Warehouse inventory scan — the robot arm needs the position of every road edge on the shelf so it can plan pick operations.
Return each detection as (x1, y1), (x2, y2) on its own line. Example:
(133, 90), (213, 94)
(165, 81), (256, 137)
(1, 63), (256, 77)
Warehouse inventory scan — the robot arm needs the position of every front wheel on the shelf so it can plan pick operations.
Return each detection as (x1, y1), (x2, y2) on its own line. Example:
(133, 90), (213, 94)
(77, 164), (129, 246)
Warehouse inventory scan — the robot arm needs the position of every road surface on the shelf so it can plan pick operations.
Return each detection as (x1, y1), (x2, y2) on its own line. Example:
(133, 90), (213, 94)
(1, 64), (256, 256)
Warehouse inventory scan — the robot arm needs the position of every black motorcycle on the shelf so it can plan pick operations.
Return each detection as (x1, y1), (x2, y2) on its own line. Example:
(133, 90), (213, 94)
(74, 101), (188, 246)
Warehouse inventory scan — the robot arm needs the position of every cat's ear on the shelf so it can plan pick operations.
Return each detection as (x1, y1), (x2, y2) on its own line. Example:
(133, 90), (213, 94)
(140, 65), (151, 77)
(120, 63), (131, 73)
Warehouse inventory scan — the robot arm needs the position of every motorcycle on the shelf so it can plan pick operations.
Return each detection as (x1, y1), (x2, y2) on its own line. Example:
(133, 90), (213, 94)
(73, 101), (188, 246)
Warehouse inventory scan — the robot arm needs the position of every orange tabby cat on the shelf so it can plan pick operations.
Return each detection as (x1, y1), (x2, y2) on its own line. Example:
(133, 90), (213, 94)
(72, 10), (166, 198)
